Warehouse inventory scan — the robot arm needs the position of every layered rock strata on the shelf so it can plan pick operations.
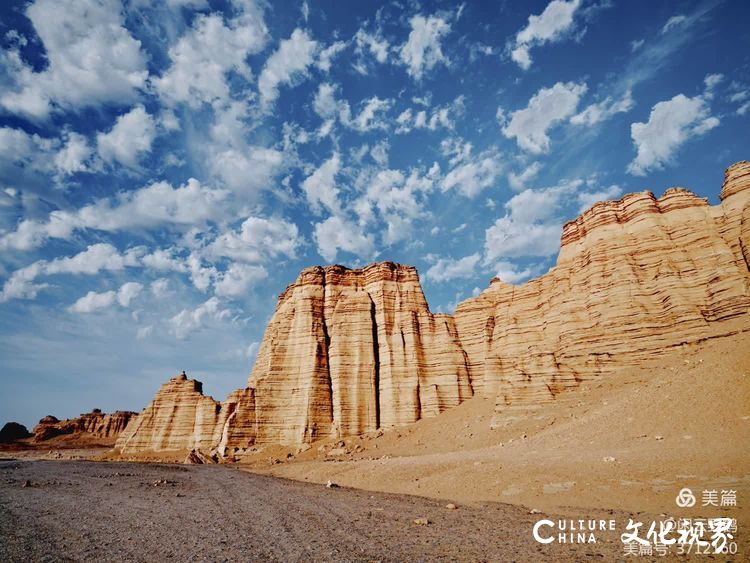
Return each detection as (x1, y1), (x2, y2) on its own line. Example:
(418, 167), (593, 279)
(455, 161), (750, 411)
(118, 161), (750, 453)
(32, 409), (136, 441)
(115, 374), (256, 456)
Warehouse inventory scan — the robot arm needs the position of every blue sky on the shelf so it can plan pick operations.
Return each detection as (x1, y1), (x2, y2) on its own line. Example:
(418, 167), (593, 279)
(1, 0), (748, 428)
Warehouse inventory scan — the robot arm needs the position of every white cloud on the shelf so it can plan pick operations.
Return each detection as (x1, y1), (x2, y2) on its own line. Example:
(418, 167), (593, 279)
(508, 161), (542, 191)
(116, 281), (143, 307)
(350, 97), (392, 131)
(484, 180), (581, 262)
(570, 90), (634, 126)
(213, 263), (267, 297)
(661, 14), (687, 34)
(54, 132), (93, 176)
(399, 15), (451, 79)
(577, 184), (622, 212)
(493, 261), (541, 284)
(441, 141), (503, 198)
(170, 296), (230, 339)
(314, 215), (375, 262)
(258, 28), (318, 107)
(97, 106), (156, 168)
(205, 216), (302, 263)
(502, 81), (587, 153)
(302, 153), (341, 215)
(738, 102), (750, 116)
(68, 290), (117, 314)
(67, 281), (142, 314)
(510, 0), (582, 70)
(425, 253), (480, 283)
(0, 0), (148, 119)
(355, 29), (390, 66)
(209, 146), (284, 194)
(395, 96), (463, 134)
(627, 93), (719, 176)
(317, 41), (347, 72)
(1, 243), (141, 303)
(154, 3), (268, 107)
(355, 167), (436, 244)
(0, 179), (229, 251)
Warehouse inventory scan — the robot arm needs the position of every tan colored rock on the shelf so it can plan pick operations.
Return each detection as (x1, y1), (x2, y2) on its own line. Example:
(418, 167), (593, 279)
(455, 161), (750, 416)
(32, 409), (136, 442)
(119, 161), (750, 453)
(249, 262), (472, 444)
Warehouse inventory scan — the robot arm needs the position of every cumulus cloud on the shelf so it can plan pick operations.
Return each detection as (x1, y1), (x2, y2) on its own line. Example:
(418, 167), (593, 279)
(213, 263), (267, 297)
(0, 179), (229, 252)
(508, 161), (542, 191)
(493, 261), (542, 284)
(205, 216), (302, 263)
(627, 92), (719, 176)
(0, 0), (148, 119)
(510, 0), (582, 70)
(302, 153), (341, 215)
(425, 253), (480, 283)
(317, 40), (347, 72)
(576, 184), (622, 212)
(501, 81), (587, 153)
(97, 106), (156, 168)
(1, 243), (141, 303)
(570, 90), (634, 126)
(170, 296), (231, 339)
(395, 96), (463, 134)
(154, 2), (268, 107)
(258, 28), (318, 107)
(314, 215), (375, 262)
(399, 15), (451, 79)
(355, 28), (390, 68)
(440, 139), (503, 197)
(68, 281), (143, 313)
(483, 179), (615, 262)
(54, 132), (93, 176)
(354, 166), (437, 245)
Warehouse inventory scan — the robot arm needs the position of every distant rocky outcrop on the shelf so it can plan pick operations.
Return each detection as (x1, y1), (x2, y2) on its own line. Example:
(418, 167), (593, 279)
(0, 422), (32, 443)
(117, 161), (750, 455)
(32, 409), (136, 442)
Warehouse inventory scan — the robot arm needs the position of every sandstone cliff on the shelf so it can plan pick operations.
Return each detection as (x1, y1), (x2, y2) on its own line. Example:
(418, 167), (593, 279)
(32, 409), (136, 442)
(456, 161), (750, 416)
(117, 161), (750, 455)
(115, 374), (256, 457)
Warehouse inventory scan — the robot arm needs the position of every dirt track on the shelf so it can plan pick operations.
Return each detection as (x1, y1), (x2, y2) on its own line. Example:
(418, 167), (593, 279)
(0, 460), (632, 562)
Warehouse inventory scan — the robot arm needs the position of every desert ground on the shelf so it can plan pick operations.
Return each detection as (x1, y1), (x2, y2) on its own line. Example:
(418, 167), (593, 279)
(0, 459), (633, 562)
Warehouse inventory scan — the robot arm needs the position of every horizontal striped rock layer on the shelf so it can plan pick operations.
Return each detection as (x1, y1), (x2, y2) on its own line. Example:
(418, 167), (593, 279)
(119, 161), (750, 454)
(33, 409), (137, 441)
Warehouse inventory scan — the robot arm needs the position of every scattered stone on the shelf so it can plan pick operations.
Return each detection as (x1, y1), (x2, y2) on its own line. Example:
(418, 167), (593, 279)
(413, 518), (429, 526)
(529, 508), (542, 514)
(21, 479), (31, 488)
(326, 480), (339, 489)
(602, 456), (616, 463)
(655, 435), (664, 441)
(445, 503), (457, 510)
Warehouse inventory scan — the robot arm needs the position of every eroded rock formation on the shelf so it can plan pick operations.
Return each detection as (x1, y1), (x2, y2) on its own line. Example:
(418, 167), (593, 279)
(456, 161), (750, 413)
(32, 409), (136, 442)
(118, 161), (750, 454)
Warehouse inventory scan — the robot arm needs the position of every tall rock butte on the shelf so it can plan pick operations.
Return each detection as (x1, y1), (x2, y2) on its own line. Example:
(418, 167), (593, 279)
(116, 161), (750, 457)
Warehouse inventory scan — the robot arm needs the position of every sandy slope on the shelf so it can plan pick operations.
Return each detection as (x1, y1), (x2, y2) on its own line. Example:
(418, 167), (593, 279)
(248, 330), (750, 522)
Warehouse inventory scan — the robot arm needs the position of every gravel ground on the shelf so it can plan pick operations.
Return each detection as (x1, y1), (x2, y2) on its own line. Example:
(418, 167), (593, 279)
(0, 460), (629, 562)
